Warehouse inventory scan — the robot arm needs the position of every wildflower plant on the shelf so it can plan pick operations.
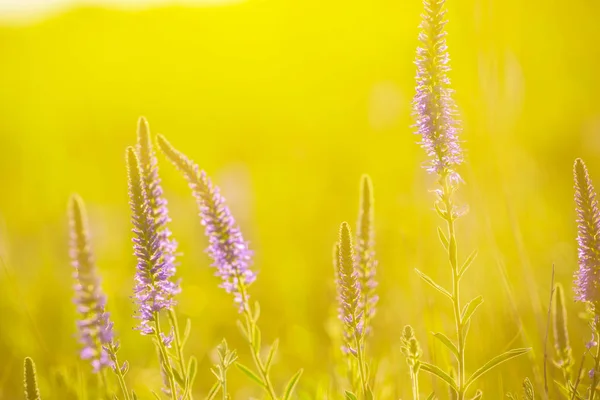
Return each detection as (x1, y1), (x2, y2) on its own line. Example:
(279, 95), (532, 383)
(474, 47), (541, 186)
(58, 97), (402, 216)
(157, 134), (303, 400)
(127, 141), (196, 400)
(571, 158), (600, 399)
(134, 118), (197, 399)
(68, 194), (130, 399)
(356, 175), (378, 338)
(206, 339), (238, 400)
(335, 222), (372, 399)
(410, 0), (529, 398)
(401, 326), (422, 400)
(552, 283), (574, 391)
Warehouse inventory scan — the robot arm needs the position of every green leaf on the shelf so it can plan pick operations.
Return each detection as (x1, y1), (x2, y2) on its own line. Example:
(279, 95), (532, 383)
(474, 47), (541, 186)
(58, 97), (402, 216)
(236, 320), (249, 341)
(461, 296), (484, 324)
(458, 250), (478, 277)
(437, 226), (449, 250)
(253, 301), (261, 322)
(265, 339), (279, 372)
(282, 369), (303, 400)
(188, 356), (198, 386)
(426, 393), (436, 400)
(252, 325), (262, 353)
(131, 391), (138, 400)
(172, 367), (185, 388)
(465, 348), (531, 390)
(206, 381), (220, 400)
(420, 362), (458, 392)
(235, 362), (264, 387)
(415, 269), (452, 299)
(432, 332), (459, 358)
(344, 391), (359, 400)
(181, 318), (192, 348)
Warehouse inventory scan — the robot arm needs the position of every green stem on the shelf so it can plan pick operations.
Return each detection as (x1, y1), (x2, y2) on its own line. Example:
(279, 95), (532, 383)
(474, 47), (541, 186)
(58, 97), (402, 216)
(590, 329), (600, 400)
(441, 178), (465, 400)
(168, 309), (193, 400)
(154, 314), (178, 400)
(411, 369), (420, 400)
(106, 343), (131, 400)
(237, 283), (278, 400)
(354, 331), (369, 398)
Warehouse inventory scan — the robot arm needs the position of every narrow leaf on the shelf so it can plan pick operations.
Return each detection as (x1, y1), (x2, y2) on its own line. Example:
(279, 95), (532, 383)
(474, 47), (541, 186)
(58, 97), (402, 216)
(235, 363), (265, 387)
(172, 367), (185, 387)
(206, 381), (220, 400)
(437, 226), (449, 250)
(432, 332), (459, 358)
(461, 296), (484, 324)
(465, 348), (531, 390)
(265, 339), (279, 372)
(421, 362), (458, 392)
(345, 391), (359, 400)
(188, 356), (198, 386)
(458, 250), (478, 277)
(415, 269), (452, 299)
(426, 393), (436, 400)
(131, 391), (138, 400)
(181, 318), (192, 348)
(282, 369), (303, 400)
(253, 325), (262, 353)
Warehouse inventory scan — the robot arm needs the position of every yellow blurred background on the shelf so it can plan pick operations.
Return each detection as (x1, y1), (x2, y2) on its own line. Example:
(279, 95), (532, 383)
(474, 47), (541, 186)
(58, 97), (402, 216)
(0, 0), (599, 398)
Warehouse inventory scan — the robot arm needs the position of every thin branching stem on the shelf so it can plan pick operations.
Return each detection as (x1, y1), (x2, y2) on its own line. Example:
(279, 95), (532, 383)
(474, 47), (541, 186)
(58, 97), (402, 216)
(154, 314), (178, 400)
(238, 282), (278, 400)
(168, 309), (192, 400)
(440, 176), (465, 400)
(107, 343), (131, 400)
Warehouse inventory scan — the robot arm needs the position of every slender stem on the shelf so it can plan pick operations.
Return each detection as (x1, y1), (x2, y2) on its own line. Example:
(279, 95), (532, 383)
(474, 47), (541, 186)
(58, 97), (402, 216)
(168, 309), (193, 400)
(221, 371), (228, 400)
(238, 283), (278, 400)
(354, 331), (368, 397)
(107, 343), (132, 400)
(411, 369), (420, 400)
(154, 314), (178, 400)
(590, 330), (600, 400)
(441, 178), (465, 400)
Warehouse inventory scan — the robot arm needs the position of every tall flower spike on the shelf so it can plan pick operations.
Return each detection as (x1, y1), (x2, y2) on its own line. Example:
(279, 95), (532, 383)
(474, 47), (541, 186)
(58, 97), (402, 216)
(356, 174), (378, 335)
(157, 135), (255, 310)
(573, 158), (600, 307)
(553, 284), (573, 369)
(336, 222), (362, 356)
(136, 117), (178, 287)
(69, 194), (114, 372)
(127, 147), (178, 335)
(413, 0), (463, 179)
(24, 357), (41, 400)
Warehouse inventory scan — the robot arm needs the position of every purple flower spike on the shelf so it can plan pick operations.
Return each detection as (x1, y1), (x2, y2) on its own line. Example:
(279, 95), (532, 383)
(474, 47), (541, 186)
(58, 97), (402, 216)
(126, 147), (179, 335)
(69, 194), (114, 372)
(573, 158), (600, 307)
(336, 222), (363, 356)
(157, 135), (255, 311)
(136, 117), (178, 285)
(413, 0), (463, 180)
